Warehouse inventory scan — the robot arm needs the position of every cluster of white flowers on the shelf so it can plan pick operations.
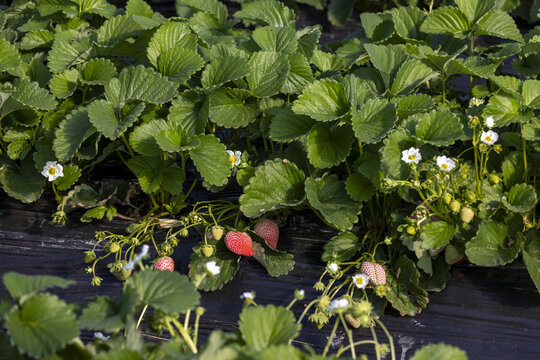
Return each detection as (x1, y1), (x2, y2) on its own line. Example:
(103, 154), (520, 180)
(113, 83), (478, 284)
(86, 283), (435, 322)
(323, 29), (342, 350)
(480, 130), (498, 145)
(436, 156), (456, 172)
(352, 273), (370, 289)
(205, 261), (221, 276)
(401, 147), (422, 164)
(41, 161), (64, 181)
(123, 244), (149, 271)
(327, 298), (349, 311)
(226, 150), (242, 167)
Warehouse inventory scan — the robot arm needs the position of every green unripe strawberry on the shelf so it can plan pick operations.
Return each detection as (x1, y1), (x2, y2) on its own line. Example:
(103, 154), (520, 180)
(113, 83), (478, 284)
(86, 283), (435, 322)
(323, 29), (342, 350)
(445, 244), (464, 265)
(211, 226), (224, 241)
(449, 200), (461, 213)
(406, 225), (417, 235)
(464, 189), (476, 203)
(460, 207), (474, 223)
(201, 245), (214, 257)
(112, 268), (132, 281)
(108, 242), (121, 253)
(488, 174), (501, 185)
(84, 250), (96, 263)
(180, 228), (189, 237)
(442, 194), (452, 205)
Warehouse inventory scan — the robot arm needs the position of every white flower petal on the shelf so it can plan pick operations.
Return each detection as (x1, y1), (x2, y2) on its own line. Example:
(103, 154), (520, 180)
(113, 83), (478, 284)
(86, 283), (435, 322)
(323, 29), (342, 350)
(436, 156), (456, 172)
(485, 116), (494, 128)
(480, 130), (498, 145)
(328, 263), (338, 272)
(401, 147), (422, 164)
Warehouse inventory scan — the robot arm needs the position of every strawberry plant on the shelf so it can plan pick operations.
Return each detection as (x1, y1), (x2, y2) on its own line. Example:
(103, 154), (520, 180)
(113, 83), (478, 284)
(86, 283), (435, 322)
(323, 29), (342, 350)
(0, 0), (538, 353)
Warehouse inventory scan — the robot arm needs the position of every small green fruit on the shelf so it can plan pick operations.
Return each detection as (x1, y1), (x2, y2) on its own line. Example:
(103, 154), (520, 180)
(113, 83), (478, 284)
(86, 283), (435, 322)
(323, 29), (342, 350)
(488, 174), (501, 185)
(460, 207), (474, 223)
(84, 251), (96, 263)
(442, 194), (452, 205)
(406, 225), (417, 235)
(449, 200), (461, 213)
(464, 189), (476, 203)
(201, 245), (214, 257)
(211, 226), (224, 241)
(108, 242), (121, 253)
(180, 228), (189, 237)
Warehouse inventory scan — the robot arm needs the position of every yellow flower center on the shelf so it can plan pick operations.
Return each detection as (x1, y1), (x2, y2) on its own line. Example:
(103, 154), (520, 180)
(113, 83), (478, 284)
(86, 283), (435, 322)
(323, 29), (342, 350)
(442, 164), (448, 169)
(485, 136), (492, 142)
(48, 168), (56, 175)
(229, 156), (237, 164)
(408, 155), (415, 160)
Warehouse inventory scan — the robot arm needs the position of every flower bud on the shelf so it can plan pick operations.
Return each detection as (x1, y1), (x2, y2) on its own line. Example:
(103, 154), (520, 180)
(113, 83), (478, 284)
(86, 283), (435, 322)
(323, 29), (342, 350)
(488, 174), (501, 185)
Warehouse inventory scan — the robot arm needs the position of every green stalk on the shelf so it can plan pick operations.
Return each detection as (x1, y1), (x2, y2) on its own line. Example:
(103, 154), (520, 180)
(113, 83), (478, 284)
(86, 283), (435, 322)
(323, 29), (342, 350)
(339, 313), (356, 359)
(322, 317), (340, 357)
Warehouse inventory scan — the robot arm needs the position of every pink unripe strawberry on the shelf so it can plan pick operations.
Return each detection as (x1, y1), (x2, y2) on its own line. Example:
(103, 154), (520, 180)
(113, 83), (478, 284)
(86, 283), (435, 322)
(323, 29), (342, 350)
(254, 218), (279, 249)
(360, 262), (387, 286)
(225, 231), (253, 256)
(154, 256), (175, 272)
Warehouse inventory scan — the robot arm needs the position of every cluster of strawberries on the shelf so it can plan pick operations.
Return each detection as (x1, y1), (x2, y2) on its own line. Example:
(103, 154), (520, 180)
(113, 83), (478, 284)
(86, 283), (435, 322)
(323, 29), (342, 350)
(153, 218), (280, 272)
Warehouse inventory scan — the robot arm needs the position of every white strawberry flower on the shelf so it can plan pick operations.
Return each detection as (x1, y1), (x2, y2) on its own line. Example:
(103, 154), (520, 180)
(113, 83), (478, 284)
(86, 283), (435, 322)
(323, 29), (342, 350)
(327, 298), (349, 312)
(436, 156), (456, 172)
(94, 332), (110, 341)
(352, 273), (370, 289)
(328, 263), (339, 273)
(240, 291), (254, 300)
(41, 161), (64, 181)
(226, 150), (242, 167)
(401, 147), (422, 164)
(205, 261), (221, 276)
(480, 130), (498, 145)
(485, 116), (494, 128)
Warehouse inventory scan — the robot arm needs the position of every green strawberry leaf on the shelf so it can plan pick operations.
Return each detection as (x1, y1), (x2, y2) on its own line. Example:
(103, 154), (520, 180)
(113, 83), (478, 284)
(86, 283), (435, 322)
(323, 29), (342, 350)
(292, 79), (349, 121)
(96, 15), (144, 47)
(345, 173), (375, 203)
(208, 88), (258, 128)
(88, 100), (145, 140)
(12, 78), (57, 111)
(53, 107), (95, 162)
(396, 94), (435, 119)
(523, 230), (540, 293)
(253, 26), (297, 54)
(379, 128), (416, 179)
(465, 221), (522, 266)
(177, 0), (228, 26)
(305, 174), (361, 232)
(156, 48), (204, 83)
(364, 44), (407, 88)
(281, 53), (314, 94)
(189, 134), (231, 186)
(49, 69), (79, 99)
(420, 221), (454, 250)
(5, 294), (79, 359)
(269, 107), (315, 143)
(502, 183), (537, 213)
(105, 65), (177, 107)
(414, 110), (464, 146)
(127, 155), (185, 194)
(54, 164), (81, 191)
(0, 39), (22, 71)
(155, 125), (200, 153)
(189, 238), (241, 291)
(390, 59), (436, 96)
(147, 21), (198, 67)
(410, 343), (468, 360)
(79, 58), (117, 85)
(328, 0), (355, 26)
(126, 0), (154, 17)
(296, 25), (321, 60)
(201, 56), (250, 88)
(129, 119), (168, 156)
(234, 0), (295, 27)
(386, 256), (429, 316)
(250, 232), (294, 277)
(483, 95), (526, 127)
(522, 117), (540, 141)
(125, 269), (200, 315)
(0, 157), (46, 203)
(311, 49), (346, 72)
(522, 80), (540, 109)
(352, 98), (396, 144)
(321, 232), (360, 262)
(419, 6), (471, 38)
(240, 159), (306, 218)
(247, 51), (289, 98)
(48, 39), (93, 73)
(306, 123), (353, 169)
(390, 6), (426, 41)
(475, 10), (523, 43)
(2, 273), (74, 301)
(238, 305), (300, 351)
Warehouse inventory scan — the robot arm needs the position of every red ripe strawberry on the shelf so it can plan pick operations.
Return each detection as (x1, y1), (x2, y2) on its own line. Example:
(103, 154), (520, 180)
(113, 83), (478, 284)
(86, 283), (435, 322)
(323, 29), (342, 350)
(360, 262), (387, 286)
(254, 218), (279, 249)
(224, 231), (253, 256)
(154, 257), (175, 272)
